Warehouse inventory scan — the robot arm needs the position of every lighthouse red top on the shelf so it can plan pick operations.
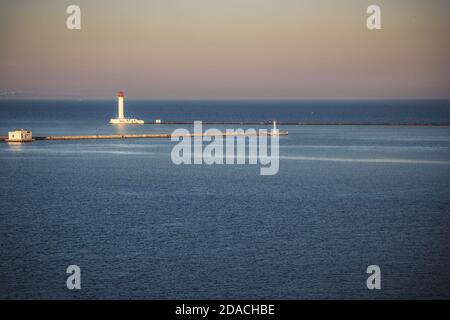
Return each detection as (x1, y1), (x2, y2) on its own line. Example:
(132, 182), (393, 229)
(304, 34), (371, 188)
(118, 90), (125, 98)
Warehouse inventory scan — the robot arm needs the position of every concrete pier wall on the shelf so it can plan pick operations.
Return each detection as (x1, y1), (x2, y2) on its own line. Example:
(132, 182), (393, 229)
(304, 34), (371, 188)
(1, 132), (288, 142)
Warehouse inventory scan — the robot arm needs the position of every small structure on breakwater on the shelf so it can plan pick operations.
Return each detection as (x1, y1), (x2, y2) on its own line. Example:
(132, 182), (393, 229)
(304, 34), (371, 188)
(6, 129), (34, 143)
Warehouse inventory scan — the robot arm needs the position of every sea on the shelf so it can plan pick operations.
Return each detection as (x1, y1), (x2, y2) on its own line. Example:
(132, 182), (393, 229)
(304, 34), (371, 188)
(0, 100), (450, 299)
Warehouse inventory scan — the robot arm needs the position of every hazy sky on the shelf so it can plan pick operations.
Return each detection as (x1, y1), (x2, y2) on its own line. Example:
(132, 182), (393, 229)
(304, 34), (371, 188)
(0, 0), (449, 99)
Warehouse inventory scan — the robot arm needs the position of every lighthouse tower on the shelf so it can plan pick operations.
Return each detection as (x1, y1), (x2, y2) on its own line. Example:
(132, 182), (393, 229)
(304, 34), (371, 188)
(271, 120), (279, 135)
(117, 90), (125, 119)
(109, 90), (144, 124)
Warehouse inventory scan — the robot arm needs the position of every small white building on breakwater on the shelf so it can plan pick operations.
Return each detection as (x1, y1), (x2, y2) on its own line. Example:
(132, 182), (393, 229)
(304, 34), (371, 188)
(6, 129), (33, 142)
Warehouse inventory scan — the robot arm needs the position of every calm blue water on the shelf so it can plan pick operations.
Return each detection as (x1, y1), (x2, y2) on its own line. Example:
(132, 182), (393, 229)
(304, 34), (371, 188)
(0, 100), (450, 299)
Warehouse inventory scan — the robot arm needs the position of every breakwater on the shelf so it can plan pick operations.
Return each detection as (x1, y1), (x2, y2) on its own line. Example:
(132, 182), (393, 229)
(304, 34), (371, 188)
(0, 131), (288, 142)
(145, 121), (450, 126)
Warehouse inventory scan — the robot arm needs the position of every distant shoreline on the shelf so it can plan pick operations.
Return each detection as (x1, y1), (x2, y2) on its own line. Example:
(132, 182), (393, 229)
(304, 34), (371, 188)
(1, 98), (450, 102)
(144, 121), (450, 126)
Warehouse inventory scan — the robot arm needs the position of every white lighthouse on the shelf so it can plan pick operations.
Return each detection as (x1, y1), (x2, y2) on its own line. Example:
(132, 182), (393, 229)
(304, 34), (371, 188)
(118, 90), (125, 119)
(109, 90), (144, 124)
(271, 120), (279, 135)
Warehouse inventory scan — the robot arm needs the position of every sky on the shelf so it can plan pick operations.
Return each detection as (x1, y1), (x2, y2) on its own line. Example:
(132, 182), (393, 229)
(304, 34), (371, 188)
(0, 0), (449, 100)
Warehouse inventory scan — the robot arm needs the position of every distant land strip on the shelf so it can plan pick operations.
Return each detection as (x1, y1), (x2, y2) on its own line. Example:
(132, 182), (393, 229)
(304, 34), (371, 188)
(144, 121), (450, 126)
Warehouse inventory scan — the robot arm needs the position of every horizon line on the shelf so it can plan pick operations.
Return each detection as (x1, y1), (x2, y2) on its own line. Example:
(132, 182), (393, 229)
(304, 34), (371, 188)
(1, 97), (450, 102)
